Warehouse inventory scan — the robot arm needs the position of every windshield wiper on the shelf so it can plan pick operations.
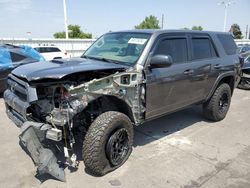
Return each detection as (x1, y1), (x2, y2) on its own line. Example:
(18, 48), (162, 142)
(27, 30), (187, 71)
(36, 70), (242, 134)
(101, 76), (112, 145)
(82, 55), (120, 64)
(81, 55), (90, 59)
(99, 57), (120, 64)
(82, 55), (130, 66)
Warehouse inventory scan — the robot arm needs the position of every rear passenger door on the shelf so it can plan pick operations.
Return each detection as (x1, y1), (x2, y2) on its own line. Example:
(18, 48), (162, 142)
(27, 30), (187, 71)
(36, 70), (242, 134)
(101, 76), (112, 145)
(188, 34), (220, 101)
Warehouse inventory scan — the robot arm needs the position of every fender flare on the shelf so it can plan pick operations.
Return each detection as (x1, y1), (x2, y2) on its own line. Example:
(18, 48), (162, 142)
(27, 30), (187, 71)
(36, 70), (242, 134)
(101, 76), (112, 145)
(206, 71), (235, 101)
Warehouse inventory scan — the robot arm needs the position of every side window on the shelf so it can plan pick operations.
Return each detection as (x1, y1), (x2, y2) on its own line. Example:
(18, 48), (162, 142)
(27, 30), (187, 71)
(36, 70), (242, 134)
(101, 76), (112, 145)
(49, 48), (61, 52)
(154, 38), (188, 63)
(37, 48), (45, 53)
(34, 48), (41, 53)
(217, 34), (237, 55)
(192, 38), (217, 60)
(10, 52), (27, 62)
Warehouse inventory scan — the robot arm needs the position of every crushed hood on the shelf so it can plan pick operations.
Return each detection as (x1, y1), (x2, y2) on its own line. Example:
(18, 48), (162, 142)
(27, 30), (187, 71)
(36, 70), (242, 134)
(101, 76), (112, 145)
(12, 58), (128, 81)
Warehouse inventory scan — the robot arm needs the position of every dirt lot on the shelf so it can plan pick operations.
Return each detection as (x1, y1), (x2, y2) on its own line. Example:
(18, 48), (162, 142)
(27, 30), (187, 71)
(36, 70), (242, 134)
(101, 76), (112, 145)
(0, 89), (250, 188)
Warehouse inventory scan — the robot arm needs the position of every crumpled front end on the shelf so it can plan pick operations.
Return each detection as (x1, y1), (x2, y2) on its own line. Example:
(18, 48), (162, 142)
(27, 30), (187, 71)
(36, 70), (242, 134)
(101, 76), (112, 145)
(3, 74), (83, 181)
(238, 62), (250, 90)
(4, 67), (146, 182)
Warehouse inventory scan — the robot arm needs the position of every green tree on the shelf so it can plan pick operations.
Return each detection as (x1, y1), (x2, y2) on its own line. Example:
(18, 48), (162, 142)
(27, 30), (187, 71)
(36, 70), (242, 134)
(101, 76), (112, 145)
(229, 24), (243, 39)
(135, 15), (160, 29)
(53, 25), (92, 39)
(192, 26), (203, 31)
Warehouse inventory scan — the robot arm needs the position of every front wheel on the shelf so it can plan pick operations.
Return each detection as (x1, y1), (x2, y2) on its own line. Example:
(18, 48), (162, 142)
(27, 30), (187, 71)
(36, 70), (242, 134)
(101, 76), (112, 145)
(203, 83), (231, 121)
(82, 111), (134, 176)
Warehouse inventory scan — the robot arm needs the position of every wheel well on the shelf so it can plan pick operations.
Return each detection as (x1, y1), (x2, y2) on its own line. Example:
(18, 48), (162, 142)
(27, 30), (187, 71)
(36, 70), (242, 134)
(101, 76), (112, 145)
(219, 76), (234, 94)
(85, 95), (135, 123)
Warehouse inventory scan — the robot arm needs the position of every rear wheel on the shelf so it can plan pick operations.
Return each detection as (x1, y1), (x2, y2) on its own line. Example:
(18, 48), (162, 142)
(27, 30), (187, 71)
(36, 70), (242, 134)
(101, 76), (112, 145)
(82, 111), (133, 176)
(203, 83), (231, 121)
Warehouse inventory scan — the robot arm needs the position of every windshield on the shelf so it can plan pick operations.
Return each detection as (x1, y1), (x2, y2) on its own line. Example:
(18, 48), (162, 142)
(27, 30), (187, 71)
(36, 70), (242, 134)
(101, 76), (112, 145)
(82, 32), (151, 66)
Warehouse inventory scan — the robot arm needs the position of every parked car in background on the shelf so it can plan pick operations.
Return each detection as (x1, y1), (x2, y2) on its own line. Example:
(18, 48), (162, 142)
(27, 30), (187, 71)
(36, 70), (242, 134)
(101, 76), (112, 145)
(238, 55), (250, 90)
(0, 44), (45, 93)
(237, 45), (250, 58)
(34, 46), (68, 61)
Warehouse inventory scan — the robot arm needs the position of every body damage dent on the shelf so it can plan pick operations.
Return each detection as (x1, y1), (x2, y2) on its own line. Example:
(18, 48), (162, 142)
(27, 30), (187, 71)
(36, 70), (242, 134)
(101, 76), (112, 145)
(67, 70), (146, 125)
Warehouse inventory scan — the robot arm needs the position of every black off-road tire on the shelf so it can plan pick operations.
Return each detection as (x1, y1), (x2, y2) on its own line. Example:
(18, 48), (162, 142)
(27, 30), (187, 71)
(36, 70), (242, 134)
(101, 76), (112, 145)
(203, 83), (231, 122)
(82, 111), (134, 176)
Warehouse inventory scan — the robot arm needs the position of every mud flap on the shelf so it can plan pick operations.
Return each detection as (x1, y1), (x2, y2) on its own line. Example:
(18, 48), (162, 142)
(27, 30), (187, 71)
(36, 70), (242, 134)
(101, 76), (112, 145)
(19, 122), (66, 182)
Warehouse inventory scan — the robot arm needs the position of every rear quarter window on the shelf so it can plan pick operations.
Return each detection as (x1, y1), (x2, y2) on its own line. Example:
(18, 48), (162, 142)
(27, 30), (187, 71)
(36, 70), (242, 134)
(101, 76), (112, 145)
(10, 52), (27, 62)
(217, 34), (237, 55)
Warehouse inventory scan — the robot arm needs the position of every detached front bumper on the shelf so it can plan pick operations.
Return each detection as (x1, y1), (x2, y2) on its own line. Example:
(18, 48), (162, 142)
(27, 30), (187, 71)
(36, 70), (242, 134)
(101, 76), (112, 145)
(3, 75), (67, 181)
(4, 74), (38, 127)
(19, 122), (65, 181)
(4, 89), (28, 127)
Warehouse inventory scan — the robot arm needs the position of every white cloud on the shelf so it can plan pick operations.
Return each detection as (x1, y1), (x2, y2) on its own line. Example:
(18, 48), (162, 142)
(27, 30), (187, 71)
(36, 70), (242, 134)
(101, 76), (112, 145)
(0, 0), (32, 13)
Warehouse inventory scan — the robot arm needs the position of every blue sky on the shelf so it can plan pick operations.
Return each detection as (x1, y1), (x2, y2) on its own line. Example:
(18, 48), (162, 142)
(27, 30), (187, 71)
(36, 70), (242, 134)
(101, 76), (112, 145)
(0, 0), (249, 38)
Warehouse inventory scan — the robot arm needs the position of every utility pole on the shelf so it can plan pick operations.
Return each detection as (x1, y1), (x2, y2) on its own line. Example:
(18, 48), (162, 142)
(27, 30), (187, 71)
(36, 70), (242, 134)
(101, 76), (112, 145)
(249, 26), (250, 39)
(218, 0), (235, 32)
(246, 25), (249, 39)
(161, 14), (164, 29)
(63, 0), (69, 39)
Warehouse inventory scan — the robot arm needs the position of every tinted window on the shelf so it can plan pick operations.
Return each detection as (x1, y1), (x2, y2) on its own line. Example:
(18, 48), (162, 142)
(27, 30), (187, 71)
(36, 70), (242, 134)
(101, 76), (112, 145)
(192, 38), (217, 60)
(34, 48), (41, 53)
(10, 52), (27, 62)
(48, 47), (61, 52)
(34, 47), (61, 53)
(217, 34), (237, 55)
(154, 38), (188, 63)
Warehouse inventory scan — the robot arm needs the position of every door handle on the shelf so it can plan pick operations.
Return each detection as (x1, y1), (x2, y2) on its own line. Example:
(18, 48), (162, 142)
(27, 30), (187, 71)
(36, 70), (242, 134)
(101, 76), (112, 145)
(214, 64), (222, 69)
(183, 69), (194, 75)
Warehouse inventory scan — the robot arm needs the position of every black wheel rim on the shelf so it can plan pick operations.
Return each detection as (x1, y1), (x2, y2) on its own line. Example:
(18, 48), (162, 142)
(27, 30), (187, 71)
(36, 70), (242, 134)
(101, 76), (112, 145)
(218, 93), (229, 113)
(106, 128), (129, 166)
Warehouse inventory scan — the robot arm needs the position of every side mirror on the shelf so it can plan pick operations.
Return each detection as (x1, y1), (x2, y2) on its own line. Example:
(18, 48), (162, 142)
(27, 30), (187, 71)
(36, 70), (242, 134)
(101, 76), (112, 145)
(149, 55), (173, 68)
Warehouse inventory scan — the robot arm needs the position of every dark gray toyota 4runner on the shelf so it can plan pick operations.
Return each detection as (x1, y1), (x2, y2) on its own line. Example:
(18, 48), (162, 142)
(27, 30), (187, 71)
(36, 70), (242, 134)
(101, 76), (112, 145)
(4, 30), (241, 181)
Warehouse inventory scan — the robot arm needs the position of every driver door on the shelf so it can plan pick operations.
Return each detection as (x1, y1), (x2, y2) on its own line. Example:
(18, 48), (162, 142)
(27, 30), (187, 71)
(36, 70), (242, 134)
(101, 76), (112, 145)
(145, 35), (193, 119)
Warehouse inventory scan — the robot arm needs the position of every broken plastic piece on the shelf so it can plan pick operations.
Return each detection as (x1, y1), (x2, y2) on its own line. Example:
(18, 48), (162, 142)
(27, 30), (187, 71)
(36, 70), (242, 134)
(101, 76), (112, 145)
(46, 128), (62, 141)
(69, 153), (78, 168)
(64, 147), (69, 158)
(19, 123), (66, 182)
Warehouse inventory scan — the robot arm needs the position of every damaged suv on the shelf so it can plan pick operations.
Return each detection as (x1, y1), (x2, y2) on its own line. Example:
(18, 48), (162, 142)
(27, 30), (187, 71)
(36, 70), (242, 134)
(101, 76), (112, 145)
(4, 30), (241, 181)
